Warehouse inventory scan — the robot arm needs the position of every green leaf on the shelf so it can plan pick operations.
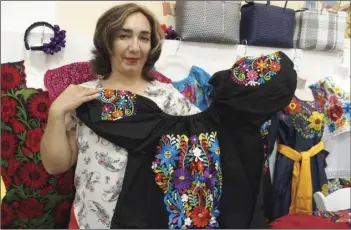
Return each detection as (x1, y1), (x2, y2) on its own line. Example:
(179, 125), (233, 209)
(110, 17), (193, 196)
(1, 121), (12, 132)
(15, 89), (38, 102)
(3, 189), (21, 203)
(31, 210), (54, 228)
(41, 193), (62, 211)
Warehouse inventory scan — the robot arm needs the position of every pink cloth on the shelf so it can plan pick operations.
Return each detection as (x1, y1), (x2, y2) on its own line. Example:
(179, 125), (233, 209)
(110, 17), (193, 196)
(44, 62), (97, 101)
(44, 62), (172, 101)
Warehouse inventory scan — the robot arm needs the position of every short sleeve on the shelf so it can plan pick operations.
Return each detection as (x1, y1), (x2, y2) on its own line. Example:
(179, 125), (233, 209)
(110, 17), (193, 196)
(193, 66), (213, 104)
(210, 51), (297, 127)
(76, 92), (173, 154)
(161, 83), (201, 116)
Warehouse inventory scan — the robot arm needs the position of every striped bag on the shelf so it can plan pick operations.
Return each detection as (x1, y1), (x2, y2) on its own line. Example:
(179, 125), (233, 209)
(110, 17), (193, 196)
(293, 3), (348, 51)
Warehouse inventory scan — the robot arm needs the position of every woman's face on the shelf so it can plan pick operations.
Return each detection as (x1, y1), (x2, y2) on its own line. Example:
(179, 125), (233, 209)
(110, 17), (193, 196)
(111, 12), (152, 76)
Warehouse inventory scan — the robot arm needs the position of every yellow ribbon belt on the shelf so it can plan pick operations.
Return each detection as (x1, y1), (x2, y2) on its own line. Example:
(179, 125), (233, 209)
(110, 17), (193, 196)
(278, 141), (324, 215)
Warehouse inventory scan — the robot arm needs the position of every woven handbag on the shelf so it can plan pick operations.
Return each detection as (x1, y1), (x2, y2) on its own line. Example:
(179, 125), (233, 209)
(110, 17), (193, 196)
(240, 1), (295, 48)
(175, 1), (240, 44)
(293, 3), (348, 51)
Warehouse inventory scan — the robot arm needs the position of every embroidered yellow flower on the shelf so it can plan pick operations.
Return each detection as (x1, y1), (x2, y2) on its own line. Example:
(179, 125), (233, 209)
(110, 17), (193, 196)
(112, 109), (123, 119)
(308, 111), (324, 131)
(332, 87), (342, 95)
(321, 183), (330, 196)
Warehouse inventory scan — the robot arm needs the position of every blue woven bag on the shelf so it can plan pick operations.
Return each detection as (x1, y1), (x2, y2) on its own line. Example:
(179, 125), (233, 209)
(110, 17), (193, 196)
(240, 1), (295, 48)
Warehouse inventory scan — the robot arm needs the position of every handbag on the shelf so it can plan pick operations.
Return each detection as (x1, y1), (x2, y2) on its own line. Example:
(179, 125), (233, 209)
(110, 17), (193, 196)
(240, 1), (295, 48)
(293, 2), (348, 51)
(175, 1), (240, 44)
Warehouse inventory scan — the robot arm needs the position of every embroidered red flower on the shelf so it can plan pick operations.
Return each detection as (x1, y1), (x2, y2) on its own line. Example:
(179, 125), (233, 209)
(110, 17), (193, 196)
(1, 64), (24, 91)
(1, 96), (17, 122)
(1, 203), (15, 227)
(317, 95), (326, 107)
(182, 84), (196, 103)
(327, 105), (343, 121)
(269, 61), (281, 72)
(6, 157), (20, 176)
(21, 145), (32, 157)
(56, 171), (74, 194)
(40, 183), (55, 196)
(190, 206), (211, 228)
(27, 93), (51, 120)
(25, 128), (43, 153)
(10, 117), (26, 134)
(15, 197), (44, 219)
(1, 132), (18, 159)
(285, 98), (302, 115)
(54, 200), (72, 225)
(328, 95), (339, 105)
(19, 162), (48, 189)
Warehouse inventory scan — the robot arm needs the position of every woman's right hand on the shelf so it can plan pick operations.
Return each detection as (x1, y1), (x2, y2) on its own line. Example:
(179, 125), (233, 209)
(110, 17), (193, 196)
(50, 84), (101, 116)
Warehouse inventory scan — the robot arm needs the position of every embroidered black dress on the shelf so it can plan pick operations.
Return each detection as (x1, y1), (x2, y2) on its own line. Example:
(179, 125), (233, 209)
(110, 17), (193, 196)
(76, 52), (297, 229)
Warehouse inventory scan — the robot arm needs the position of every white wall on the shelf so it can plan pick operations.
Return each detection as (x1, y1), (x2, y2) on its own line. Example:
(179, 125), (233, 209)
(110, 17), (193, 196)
(1, 1), (350, 179)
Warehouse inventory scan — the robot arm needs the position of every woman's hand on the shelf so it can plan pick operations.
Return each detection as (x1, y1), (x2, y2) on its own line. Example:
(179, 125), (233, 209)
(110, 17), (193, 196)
(50, 84), (101, 116)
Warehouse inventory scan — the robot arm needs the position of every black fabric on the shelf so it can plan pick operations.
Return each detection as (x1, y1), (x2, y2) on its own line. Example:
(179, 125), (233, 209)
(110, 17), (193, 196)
(76, 51), (297, 229)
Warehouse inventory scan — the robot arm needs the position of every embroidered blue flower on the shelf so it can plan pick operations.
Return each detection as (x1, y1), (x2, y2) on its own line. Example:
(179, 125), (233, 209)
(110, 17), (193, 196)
(328, 123), (336, 133)
(156, 142), (179, 167)
(208, 138), (220, 163)
(343, 101), (350, 119)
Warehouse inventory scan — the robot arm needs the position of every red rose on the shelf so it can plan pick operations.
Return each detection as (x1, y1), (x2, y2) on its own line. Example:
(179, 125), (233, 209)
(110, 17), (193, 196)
(57, 171), (74, 194)
(10, 117), (26, 134)
(25, 128), (43, 153)
(1, 203), (15, 227)
(16, 198), (44, 219)
(54, 200), (72, 225)
(7, 157), (20, 176)
(1, 64), (24, 91)
(327, 105), (343, 121)
(1, 96), (17, 122)
(1, 132), (17, 159)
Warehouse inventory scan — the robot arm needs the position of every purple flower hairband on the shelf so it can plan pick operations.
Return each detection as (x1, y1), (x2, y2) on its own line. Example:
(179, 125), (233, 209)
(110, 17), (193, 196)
(24, 21), (67, 55)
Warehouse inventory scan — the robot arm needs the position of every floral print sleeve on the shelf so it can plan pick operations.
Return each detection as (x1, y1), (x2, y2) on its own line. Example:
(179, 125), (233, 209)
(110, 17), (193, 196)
(162, 83), (201, 116)
(310, 77), (350, 136)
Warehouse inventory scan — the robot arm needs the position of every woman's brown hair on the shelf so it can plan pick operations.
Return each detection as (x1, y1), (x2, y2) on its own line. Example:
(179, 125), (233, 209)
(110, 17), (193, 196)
(90, 3), (164, 80)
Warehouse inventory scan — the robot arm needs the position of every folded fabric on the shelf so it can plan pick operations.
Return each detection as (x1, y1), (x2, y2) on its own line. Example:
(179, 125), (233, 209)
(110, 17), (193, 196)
(44, 62), (173, 101)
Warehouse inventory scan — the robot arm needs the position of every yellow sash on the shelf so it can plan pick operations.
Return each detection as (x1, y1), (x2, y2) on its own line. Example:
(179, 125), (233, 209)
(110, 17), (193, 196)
(278, 141), (324, 215)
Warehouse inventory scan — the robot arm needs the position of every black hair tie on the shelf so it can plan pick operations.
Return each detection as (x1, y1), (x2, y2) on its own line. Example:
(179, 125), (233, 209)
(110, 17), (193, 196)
(24, 21), (66, 55)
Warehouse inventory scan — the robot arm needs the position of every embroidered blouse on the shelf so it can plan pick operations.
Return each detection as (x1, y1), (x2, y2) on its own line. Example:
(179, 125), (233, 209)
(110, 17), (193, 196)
(171, 66), (213, 111)
(76, 52), (297, 229)
(310, 76), (350, 136)
(66, 80), (200, 229)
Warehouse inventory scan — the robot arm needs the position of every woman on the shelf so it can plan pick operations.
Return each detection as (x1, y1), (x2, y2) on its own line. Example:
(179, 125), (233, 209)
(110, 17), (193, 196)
(40, 3), (200, 229)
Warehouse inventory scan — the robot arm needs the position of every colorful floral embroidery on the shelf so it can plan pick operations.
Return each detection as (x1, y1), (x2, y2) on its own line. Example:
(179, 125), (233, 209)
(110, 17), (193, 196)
(152, 132), (222, 229)
(181, 83), (197, 103)
(284, 92), (325, 139)
(97, 89), (137, 121)
(260, 120), (271, 137)
(231, 52), (281, 86)
(311, 77), (351, 136)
